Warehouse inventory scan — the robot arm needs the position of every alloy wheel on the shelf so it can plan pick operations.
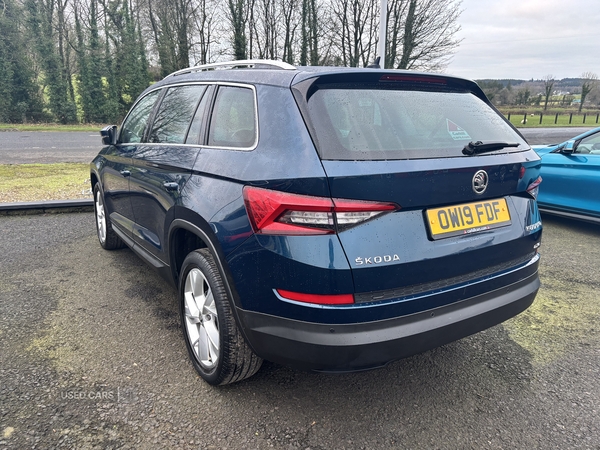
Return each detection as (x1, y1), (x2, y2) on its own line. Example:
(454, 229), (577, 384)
(183, 268), (220, 369)
(95, 190), (107, 244)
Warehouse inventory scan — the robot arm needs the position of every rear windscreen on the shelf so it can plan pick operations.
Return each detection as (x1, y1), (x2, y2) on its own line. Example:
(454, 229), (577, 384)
(306, 87), (527, 160)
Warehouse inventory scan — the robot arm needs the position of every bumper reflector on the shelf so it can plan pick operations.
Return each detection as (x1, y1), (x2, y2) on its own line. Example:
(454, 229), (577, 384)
(276, 289), (354, 305)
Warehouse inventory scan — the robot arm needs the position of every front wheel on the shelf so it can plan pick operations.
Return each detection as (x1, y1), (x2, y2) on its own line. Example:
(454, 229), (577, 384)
(93, 183), (125, 250)
(180, 249), (262, 385)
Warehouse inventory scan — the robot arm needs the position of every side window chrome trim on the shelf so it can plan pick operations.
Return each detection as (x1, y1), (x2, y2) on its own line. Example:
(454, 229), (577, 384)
(119, 81), (259, 151)
(127, 142), (201, 148)
(118, 82), (213, 143)
(204, 82), (259, 152)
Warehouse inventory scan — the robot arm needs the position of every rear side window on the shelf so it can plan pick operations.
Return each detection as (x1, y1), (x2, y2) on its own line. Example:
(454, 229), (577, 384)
(120, 90), (160, 144)
(307, 87), (526, 160)
(208, 86), (257, 148)
(148, 85), (207, 144)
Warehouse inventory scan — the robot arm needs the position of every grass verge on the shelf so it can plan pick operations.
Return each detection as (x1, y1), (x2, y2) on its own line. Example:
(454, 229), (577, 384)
(0, 163), (91, 203)
(0, 123), (107, 132)
(505, 114), (600, 128)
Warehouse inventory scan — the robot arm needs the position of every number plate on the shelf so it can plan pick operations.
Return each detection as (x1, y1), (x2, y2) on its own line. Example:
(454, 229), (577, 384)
(426, 198), (511, 239)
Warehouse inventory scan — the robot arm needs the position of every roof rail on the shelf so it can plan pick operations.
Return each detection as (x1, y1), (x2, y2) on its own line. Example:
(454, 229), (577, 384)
(166, 59), (296, 78)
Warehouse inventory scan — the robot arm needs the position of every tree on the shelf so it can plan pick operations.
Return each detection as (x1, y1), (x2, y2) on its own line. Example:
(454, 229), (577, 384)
(478, 80), (504, 103)
(300, 0), (319, 65)
(148, 0), (193, 77)
(543, 74), (554, 111)
(101, 0), (150, 117)
(3, 0), (468, 124)
(228, 0), (247, 59)
(330, 0), (377, 67)
(579, 72), (598, 112)
(74, 0), (111, 123)
(25, 0), (78, 123)
(281, 0), (300, 64)
(246, 0), (279, 60)
(0, 0), (43, 122)
(387, 0), (462, 71)
(515, 87), (531, 106)
(190, 0), (219, 65)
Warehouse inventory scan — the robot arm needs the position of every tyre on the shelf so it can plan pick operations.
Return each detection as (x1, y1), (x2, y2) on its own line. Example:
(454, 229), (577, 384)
(180, 249), (263, 385)
(93, 183), (125, 250)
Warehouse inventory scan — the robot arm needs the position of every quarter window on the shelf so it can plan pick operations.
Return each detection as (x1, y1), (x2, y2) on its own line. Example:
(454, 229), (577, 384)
(576, 132), (600, 154)
(208, 86), (256, 148)
(148, 85), (208, 144)
(120, 90), (161, 144)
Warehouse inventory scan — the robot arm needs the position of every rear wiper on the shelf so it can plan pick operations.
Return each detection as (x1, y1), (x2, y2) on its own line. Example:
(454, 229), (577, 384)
(462, 141), (520, 156)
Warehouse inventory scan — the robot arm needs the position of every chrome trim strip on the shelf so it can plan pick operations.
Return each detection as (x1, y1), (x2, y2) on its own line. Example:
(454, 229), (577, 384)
(120, 82), (259, 151)
(273, 253), (540, 310)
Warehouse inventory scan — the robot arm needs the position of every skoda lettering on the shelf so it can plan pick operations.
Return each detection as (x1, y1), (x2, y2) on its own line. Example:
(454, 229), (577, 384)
(355, 254), (401, 266)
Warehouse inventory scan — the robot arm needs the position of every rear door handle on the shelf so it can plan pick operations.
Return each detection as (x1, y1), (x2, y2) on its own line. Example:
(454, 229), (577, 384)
(163, 182), (179, 191)
(120, 170), (131, 177)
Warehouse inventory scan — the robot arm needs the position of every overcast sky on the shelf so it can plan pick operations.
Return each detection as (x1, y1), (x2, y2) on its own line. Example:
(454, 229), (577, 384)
(445, 0), (600, 81)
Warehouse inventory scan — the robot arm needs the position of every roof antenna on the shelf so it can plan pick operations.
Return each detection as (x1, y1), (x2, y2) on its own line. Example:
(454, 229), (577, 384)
(367, 56), (381, 69)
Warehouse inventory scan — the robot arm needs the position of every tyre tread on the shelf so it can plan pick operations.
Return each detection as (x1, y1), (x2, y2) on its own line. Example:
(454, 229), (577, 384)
(184, 249), (262, 385)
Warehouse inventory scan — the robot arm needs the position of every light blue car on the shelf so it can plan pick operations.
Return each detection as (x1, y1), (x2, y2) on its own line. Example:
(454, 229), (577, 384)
(533, 126), (600, 223)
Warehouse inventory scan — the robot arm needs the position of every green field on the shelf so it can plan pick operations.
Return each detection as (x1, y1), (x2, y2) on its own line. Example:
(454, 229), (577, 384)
(0, 123), (107, 132)
(503, 112), (600, 128)
(0, 163), (91, 203)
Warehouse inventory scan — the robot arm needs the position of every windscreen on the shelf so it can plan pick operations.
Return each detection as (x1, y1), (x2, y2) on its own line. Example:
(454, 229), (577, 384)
(306, 86), (527, 160)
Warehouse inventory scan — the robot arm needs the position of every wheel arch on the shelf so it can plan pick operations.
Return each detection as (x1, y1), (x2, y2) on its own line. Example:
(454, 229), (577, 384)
(90, 157), (104, 191)
(168, 216), (254, 346)
(168, 216), (242, 309)
(90, 170), (99, 191)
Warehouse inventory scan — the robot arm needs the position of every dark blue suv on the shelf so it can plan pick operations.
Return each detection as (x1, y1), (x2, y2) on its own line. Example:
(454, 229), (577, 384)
(91, 60), (543, 385)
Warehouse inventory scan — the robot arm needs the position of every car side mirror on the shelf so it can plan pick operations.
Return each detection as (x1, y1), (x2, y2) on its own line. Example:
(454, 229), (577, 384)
(558, 139), (576, 154)
(100, 125), (118, 146)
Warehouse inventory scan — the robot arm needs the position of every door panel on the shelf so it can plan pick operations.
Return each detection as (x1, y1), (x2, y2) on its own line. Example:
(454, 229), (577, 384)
(538, 153), (600, 216)
(102, 90), (162, 236)
(129, 145), (200, 260)
(100, 145), (134, 236)
(129, 84), (208, 261)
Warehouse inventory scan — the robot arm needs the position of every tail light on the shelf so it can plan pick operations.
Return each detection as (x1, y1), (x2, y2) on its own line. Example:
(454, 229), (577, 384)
(526, 176), (543, 199)
(243, 186), (398, 235)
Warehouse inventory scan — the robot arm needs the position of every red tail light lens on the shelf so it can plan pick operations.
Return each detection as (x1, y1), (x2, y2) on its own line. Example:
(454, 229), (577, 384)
(527, 176), (543, 199)
(243, 186), (398, 235)
(276, 289), (354, 305)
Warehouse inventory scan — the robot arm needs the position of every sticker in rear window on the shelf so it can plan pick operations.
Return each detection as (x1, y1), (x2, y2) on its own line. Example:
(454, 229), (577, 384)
(446, 119), (472, 140)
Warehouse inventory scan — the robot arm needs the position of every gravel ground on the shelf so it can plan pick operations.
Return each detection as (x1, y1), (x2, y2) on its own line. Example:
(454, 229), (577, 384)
(0, 213), (599, 449)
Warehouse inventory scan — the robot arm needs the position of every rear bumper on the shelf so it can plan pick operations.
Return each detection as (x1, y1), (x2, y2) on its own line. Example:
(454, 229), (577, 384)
(236, 269), (540, 372)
